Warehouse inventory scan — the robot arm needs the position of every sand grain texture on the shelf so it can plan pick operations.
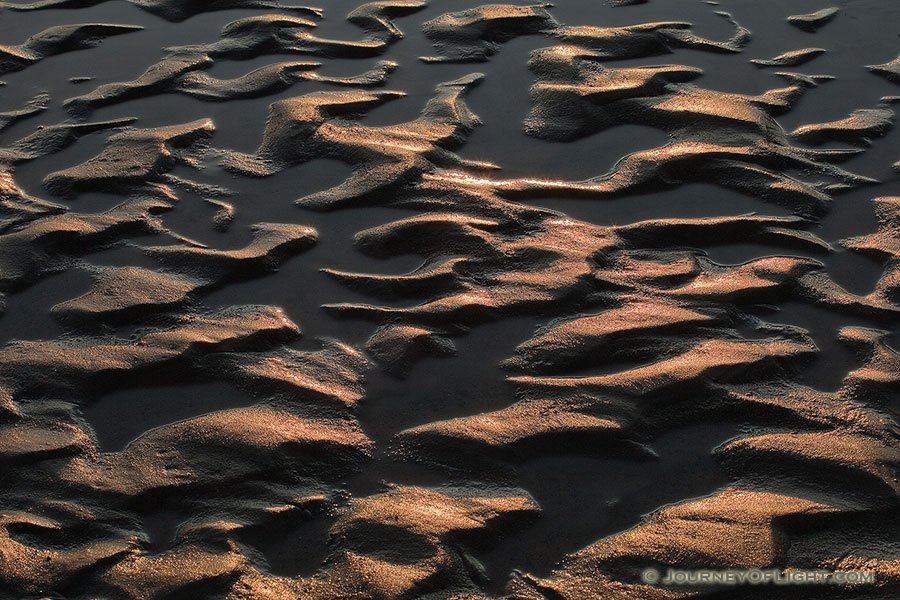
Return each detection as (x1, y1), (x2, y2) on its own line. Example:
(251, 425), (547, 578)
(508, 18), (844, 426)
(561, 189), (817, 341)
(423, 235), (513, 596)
(0, 0), (898, 598)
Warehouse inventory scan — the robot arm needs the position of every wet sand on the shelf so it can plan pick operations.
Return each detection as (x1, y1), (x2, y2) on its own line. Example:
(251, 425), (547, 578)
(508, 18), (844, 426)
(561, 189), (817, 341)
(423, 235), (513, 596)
(0, 0), (899, 598)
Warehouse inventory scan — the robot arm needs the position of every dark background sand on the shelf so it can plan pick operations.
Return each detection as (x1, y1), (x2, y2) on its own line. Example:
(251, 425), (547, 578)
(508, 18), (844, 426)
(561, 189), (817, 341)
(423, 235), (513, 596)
(0, 0), (898, 596)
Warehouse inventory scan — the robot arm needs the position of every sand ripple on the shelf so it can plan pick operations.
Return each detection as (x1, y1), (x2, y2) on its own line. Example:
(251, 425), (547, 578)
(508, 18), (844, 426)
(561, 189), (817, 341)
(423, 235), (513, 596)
(0, 0), (898, 597)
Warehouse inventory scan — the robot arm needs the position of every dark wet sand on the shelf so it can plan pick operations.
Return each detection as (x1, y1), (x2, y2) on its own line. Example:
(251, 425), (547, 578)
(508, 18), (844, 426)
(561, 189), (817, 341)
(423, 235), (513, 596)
(0, 0), (899, 598)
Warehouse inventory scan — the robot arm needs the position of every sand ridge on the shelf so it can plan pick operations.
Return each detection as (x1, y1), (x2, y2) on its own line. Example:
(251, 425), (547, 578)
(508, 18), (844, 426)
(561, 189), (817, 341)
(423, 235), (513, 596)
(0, 0), (898, 598)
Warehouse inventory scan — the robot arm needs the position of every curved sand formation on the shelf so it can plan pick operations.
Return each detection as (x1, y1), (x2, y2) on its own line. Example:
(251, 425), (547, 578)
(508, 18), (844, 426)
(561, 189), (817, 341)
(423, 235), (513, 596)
(792, 105), (894, 146)
(0, 93), (48, 133)
(0, 23), (142, 75)
(385, 193), (900, 594)
(0, 1), (899, 598)
(0, 0), (323, 23)
(869, 54), (900, 84)
(65, 58), (397, 116)
(222, 72), (487, 209)
(325, 207), (842, 337)
(508, 490), (845, 597)
(0, 304), (301, 397)
(365, 324), (456, 376)
(168, 2), (426, 60)
(0, 117), (139, 232)
(0, 195), (162, 291)
(210, 339), (370, 406)
(787, 7), (839, 32)
(43, 119), (216, 196)
(52, 221), (317, 325)
(421, 4), (748, 62)
(750, 47), (825, 68)
(222, 48), (871, 217)
(449, 46), (871, 216)
(842, 197), (900, 307)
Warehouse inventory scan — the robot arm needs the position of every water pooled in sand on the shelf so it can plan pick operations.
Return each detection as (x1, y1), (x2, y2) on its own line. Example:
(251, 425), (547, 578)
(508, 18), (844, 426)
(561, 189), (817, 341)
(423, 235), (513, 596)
(0, 0), (899, 598)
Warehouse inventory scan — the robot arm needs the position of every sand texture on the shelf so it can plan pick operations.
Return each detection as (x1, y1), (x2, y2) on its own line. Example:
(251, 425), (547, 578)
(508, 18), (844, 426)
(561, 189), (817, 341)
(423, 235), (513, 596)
(0, 0), (898, 598)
